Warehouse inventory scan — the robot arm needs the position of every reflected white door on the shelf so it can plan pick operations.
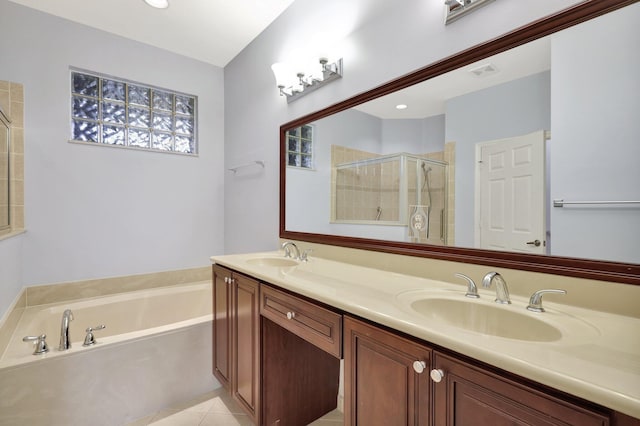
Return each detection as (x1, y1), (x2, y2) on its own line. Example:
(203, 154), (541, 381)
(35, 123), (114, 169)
(476, 130), (546, 254)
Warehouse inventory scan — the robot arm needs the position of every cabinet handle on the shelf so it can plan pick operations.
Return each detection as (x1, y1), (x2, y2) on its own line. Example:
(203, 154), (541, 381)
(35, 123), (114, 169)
(286, 311), (296, 320)
(430, 369), (445, 383)
(412, 360), (426, 374)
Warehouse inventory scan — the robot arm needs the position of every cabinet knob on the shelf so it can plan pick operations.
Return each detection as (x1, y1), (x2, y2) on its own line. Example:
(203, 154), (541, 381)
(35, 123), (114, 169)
(430, 369), (445, 383)
(286, 311), (296, 320)
(412, 360), (426, 374)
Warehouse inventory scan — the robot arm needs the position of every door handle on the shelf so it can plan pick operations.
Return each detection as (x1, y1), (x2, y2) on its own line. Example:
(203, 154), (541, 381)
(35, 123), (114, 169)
(526, 240), (541, 247)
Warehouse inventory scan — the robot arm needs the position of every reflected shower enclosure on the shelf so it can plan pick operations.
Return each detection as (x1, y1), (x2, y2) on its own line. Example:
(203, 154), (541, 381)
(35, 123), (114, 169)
(332, 152), (448, 245)
(0, 108), (9, 233)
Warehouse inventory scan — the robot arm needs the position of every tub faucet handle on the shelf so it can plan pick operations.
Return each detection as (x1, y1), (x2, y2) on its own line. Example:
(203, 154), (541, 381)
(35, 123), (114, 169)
(23, 334), (49, 355)
(83, 325), (106, 347)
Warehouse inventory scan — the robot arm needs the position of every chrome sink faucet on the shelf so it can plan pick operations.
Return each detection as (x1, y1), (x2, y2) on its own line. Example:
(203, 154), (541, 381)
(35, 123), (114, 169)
(282, 241), (301, 260)
(59, 309), (74, 351)
(482, 272), (511, 304)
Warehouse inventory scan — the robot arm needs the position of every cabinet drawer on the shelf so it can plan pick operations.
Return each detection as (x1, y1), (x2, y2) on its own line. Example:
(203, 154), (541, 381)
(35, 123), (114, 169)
(260, 285), (342, 358)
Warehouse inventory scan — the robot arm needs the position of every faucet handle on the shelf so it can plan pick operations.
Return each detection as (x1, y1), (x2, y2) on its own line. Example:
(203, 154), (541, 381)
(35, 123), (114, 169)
(300, 249), (313, 262)
(83, 325), (106, 347)
(527, 289), (567, 313)
(454, 273), (479, 298)
(23, 334), (49, 355)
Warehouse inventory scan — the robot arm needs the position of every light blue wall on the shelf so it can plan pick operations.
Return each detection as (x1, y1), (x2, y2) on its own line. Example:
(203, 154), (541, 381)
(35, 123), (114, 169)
(550, 4), (640, 263)
(445, 71), (551, 248)
(286, 109), (382, 237)
(381, 115), (445, 155)
(223, 0), (581, 254)
(0, 0), (225, 314)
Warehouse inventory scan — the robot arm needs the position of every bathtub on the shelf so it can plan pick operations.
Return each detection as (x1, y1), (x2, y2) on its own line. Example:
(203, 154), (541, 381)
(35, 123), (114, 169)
(0, 281), (219, 426)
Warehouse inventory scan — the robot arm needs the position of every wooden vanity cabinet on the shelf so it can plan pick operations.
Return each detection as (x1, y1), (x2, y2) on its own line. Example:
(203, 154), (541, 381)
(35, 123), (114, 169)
(345, 315), (617, 426)
(344, 316), (431, 426)
(212, 264), (232, 389)
(432, 351), (611, 426)
(261, 284), (341, 426)
(212, 265), (260, 424)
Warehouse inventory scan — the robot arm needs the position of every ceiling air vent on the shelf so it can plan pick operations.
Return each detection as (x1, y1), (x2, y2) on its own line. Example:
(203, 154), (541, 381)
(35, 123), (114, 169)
(468, 63), (499, 78)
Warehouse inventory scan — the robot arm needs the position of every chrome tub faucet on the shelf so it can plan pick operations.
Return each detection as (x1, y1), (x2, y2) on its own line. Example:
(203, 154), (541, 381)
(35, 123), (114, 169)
(482, 272), (511, 304)
(59, 309), (74, 351)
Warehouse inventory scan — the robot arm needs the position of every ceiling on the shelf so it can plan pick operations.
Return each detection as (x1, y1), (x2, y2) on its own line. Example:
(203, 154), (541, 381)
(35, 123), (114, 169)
(355, 36), (551, 119)
(7, 0), (296, 67)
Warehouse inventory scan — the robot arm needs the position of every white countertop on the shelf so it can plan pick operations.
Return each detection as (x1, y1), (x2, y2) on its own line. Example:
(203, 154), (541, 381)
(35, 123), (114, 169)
(211, 251), (640, 419)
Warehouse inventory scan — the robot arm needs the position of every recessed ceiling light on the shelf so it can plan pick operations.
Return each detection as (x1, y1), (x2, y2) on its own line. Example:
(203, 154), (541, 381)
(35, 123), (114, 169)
(144, 0), (169, 9)
(396, 104), (408, 110)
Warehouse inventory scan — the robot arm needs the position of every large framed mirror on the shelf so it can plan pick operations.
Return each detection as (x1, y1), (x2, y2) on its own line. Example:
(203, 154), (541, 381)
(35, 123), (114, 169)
(280, 0), (640, 285)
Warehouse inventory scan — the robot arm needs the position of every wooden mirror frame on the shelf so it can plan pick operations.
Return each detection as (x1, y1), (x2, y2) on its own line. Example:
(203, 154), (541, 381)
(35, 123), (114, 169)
(280, 0), (640, 286)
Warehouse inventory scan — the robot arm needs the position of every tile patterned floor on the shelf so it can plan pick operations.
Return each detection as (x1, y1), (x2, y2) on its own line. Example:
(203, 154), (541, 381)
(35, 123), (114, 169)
(125, 388), (343, 426)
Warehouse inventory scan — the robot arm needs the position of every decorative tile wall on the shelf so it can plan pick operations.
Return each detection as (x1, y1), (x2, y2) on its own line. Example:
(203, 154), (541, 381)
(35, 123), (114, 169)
(0, 80), (25, 232)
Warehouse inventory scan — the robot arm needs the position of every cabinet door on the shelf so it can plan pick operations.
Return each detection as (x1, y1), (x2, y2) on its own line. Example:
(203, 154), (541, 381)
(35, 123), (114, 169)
(233, 274), (260, 424)
(433, 351), (611, 426)
(212, 265), (232, 389)
(344, 316), (431, 426)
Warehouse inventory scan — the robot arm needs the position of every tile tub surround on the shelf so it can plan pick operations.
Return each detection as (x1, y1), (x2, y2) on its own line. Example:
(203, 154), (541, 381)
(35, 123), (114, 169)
(25, 266), (210, 306)
(0, 80), (25, 233)
(0, 266), (209, 357)
(211, 249), (640, 419)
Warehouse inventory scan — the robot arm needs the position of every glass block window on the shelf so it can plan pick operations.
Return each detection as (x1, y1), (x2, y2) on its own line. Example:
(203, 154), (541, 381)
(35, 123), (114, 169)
(286, 125), (313, 169)
(70, 69), (197, 155)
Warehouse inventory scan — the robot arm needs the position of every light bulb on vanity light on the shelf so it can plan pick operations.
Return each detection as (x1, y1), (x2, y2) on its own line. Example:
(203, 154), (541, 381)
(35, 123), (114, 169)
(272, 57), (344, 103)
(143, 0), (169, 9)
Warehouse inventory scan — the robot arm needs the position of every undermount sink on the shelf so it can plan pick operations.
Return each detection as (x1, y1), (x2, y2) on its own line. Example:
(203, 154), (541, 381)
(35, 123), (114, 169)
(246, 257), (299, 267)
(409, 298), (562, 342)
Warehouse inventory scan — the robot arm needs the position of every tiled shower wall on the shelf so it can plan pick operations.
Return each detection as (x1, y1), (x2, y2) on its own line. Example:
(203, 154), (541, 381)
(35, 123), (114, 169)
(331, 143), (455, 246)
(331, 145), (385, 222)
(0, 80), (24, 233)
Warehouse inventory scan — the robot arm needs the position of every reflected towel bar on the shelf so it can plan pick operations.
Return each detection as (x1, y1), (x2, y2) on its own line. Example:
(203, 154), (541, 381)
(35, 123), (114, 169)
(553, 199), (640, 208)
(228, 160), (265, 173)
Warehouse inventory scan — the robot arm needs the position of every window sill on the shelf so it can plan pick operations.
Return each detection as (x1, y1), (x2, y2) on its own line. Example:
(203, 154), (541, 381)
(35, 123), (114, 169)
(0, 229), (26, 242)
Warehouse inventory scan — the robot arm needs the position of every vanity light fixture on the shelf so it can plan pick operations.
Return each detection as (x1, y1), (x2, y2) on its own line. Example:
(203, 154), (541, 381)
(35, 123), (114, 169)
(272, 57), (343, 103)
(444, 0), (495, 24)
(143, 0), (169, 9)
